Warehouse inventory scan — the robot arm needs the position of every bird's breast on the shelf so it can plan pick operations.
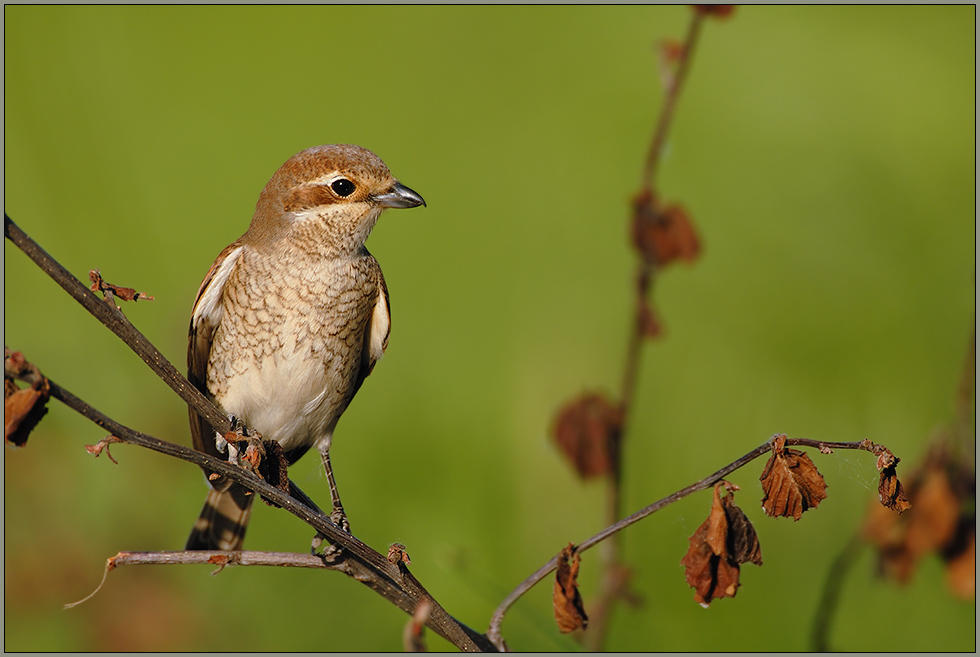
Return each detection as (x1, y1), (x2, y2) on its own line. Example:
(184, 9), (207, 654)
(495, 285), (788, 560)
(206, 250), (381, 453)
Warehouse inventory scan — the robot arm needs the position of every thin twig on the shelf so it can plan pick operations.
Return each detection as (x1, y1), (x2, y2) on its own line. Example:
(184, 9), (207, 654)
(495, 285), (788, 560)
(110, 550), (333, 569)
(641, 9), (706, 190)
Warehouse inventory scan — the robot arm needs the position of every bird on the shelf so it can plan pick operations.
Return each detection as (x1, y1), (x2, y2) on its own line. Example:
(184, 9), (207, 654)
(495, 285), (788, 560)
(184, 144), (425, 551)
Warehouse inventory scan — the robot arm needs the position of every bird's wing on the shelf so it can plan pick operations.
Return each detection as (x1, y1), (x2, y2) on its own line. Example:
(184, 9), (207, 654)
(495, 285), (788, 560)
(187, 242), (245, 461)
(362, 263), (391, 379)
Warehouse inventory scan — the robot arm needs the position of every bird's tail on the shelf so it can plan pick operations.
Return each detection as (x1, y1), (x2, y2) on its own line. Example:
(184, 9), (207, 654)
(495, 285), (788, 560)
(185, 484), (254, 551)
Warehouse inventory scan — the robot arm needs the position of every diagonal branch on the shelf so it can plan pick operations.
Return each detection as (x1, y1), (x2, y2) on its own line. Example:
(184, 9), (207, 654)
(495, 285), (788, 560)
(4, 214), (496, 652)
(5, 213), (231, 436)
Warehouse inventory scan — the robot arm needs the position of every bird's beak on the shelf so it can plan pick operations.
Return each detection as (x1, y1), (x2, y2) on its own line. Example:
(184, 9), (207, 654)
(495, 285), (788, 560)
(376, 182), (426, 209)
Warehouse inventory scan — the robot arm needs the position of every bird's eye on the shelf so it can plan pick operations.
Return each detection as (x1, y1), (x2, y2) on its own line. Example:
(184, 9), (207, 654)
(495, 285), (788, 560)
(331, 178), (356, 197)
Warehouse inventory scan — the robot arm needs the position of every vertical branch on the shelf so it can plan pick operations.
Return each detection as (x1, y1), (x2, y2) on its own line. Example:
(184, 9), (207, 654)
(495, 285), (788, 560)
(809, 531), (865, 651)
(641, 10), (706, 191)
(583, 10), (709, 652)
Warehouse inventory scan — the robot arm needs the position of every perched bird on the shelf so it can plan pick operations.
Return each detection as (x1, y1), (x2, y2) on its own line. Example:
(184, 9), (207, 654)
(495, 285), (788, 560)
(185, 144), (425, 550)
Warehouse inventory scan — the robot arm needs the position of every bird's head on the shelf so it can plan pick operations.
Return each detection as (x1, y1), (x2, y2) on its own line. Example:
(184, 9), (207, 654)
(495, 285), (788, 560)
(245, 144), (425, 256)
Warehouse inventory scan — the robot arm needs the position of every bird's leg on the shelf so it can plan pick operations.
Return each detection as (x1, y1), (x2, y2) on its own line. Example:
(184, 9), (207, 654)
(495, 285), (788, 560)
(320, 447), (350, 533)
(311, 445), (352, 558)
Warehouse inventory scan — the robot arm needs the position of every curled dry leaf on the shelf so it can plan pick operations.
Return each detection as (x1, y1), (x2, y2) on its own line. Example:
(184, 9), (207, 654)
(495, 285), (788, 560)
(864, 444), (974, 599)
(84, 435), (122, 464)
(4, 377), (50, 447)
(659, 38), (686, 66)
(657, 38), (686, 91)
(552, 392), (622, 480)
(631, 189), (701, 268)
(553, 543), (588, 633)
(4, 349), (51, 446)
(639, 297), (663, 338)
(207, 553), (230, 574)
(388, 543), (412, 566)
(759, 434), (827, 520)
(681, 481), (762, 607)
(89, 269), (155, 302)
(945, 530), (976, 600)
(878, 466), (911, 513)
(692, 4), (737, 18)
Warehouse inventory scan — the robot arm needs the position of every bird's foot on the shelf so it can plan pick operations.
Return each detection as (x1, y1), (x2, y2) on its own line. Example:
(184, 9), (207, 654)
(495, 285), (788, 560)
(311, 507), (352, 561)
(330, 505), (351, 534)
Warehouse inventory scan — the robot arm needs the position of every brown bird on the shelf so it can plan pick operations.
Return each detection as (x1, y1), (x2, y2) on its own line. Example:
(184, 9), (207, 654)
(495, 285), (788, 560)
(185, 144), (425, 550)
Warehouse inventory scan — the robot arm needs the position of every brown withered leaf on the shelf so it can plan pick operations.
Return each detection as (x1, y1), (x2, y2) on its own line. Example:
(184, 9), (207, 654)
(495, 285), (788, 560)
(760, 434), (827, 520)
(864, 444), (974, 597)
(84, 435), (122, 464)
(945, 529), (975, 600)
(692, 5), (737, 19)
(681, 482), (762, 607)
(552, 393), (622, 480)
(388, 543), (412, 566)
(553, 543), (588, 633)
(639, 298), (663, 338)
(905, 465), (958, 554)
(724, 495), (763, 567)
(4, 377), (50, 446)
(878, 466), (911, 513)
(631, 190), (701, 268)
(863, 499), (915, 583)
(89, 269), (155, 302)
(659, 39), (686, 66)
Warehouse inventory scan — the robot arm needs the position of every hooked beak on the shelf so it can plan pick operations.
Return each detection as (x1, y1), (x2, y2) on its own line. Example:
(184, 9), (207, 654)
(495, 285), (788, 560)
(376, 181), (426, 209)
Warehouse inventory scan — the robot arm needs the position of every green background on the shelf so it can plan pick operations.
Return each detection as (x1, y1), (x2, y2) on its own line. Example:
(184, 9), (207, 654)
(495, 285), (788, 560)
(4, 5), (975, 652)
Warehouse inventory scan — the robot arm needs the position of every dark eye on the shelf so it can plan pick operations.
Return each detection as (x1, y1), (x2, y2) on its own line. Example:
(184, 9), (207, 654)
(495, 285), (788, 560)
(331, 178), (356, 197)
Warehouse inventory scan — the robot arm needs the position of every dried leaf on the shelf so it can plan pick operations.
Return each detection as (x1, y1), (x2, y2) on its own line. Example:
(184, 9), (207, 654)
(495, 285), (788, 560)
(552, 393), (622, 479)
(89, 269), (155, 302)
(681, 524), (741, 608)
(681, 482), (762, 607)
(760, 434), (827, 520)
(631, 190), (702, 268)
(864, 444), (974, 595)
(878, 466), (911, 513)
(945, 529), (975, 600)
(207, 553), (230, 574)
(692, 5), (737, 19)
(724, 495), (763, 566)
(84, 435), (122, 464)
(659, 39), (686, 66)
(657, 39), (686, 90)
(4, 377), (50, 446)
(639, 298), (663, 338)
(553, 543), (588, 633)
(388, 543), (412, 566)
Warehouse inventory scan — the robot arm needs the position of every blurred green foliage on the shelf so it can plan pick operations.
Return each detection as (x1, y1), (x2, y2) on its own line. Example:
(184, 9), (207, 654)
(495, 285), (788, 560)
(4, 5), (974, 652)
